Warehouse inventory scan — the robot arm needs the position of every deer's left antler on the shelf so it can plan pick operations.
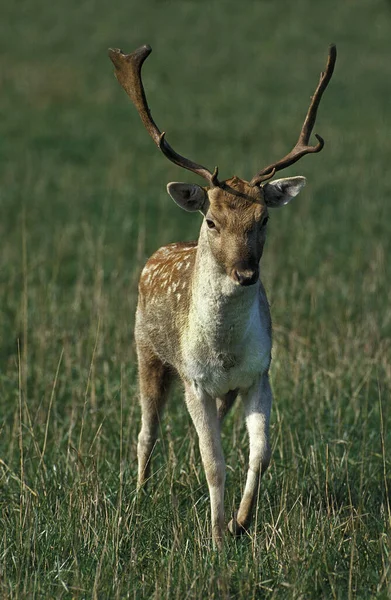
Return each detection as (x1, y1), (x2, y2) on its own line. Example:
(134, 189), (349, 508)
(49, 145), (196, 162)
(250, 44), (337, 186)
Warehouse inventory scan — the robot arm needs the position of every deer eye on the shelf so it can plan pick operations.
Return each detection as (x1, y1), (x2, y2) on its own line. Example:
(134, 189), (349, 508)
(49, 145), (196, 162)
(206, 219), (216, 229)
(262, 216), (269, 228)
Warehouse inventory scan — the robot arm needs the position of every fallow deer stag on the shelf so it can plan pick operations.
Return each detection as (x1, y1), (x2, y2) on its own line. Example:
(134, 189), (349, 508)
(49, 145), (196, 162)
(109, 43), (336, 548)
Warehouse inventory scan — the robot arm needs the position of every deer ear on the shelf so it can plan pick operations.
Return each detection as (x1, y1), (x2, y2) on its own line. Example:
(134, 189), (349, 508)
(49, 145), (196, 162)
(263, 176), (306, 208)
(167, 183), (207, 212)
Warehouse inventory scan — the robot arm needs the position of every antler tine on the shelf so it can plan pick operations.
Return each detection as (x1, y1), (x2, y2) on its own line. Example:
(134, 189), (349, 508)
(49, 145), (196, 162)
(250, 44), (337, 187)
(108, 45), (219, 186)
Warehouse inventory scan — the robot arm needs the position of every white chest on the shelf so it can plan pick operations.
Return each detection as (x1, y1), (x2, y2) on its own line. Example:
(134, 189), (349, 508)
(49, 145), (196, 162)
(182, 280), (272, 398)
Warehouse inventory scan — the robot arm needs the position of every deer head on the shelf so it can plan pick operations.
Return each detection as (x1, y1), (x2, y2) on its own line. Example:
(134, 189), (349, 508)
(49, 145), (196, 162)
(166, 176), (305, 286)
(108, 44), (336, 286)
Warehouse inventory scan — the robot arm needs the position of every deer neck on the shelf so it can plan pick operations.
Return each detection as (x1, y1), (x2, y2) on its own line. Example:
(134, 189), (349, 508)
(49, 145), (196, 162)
(188, 227), (260, 346)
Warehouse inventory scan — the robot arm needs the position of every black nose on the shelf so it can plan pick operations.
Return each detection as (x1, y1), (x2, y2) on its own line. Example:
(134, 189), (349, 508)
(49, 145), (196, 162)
(233, 269), (259, 286)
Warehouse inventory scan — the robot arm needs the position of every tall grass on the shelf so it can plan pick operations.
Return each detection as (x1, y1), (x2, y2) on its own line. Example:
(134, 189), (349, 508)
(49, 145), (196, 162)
(0, 0), (390, 597)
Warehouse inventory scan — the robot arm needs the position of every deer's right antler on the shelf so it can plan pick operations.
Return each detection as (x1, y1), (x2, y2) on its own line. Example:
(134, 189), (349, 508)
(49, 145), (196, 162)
(109, 45), (219, 187)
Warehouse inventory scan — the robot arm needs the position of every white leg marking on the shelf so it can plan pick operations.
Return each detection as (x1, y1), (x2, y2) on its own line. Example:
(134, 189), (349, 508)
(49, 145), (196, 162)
(229, 374), (272, 534)
(185, 383), (225, 548)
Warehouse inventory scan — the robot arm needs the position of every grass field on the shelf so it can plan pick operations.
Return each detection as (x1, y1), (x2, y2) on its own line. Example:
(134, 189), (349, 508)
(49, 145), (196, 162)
(1, 0), (390, 597)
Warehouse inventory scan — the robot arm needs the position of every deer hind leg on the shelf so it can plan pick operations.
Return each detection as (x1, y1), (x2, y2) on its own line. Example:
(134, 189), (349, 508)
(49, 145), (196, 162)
(185, 382), (226, 549)
(228, 373), (272, 536)
(136, 343), (173, 489)
(216, 389), (238, 423)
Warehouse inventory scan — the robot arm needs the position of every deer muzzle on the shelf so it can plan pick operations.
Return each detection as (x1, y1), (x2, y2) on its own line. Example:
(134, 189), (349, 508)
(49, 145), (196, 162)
(232, 267), (259, 287)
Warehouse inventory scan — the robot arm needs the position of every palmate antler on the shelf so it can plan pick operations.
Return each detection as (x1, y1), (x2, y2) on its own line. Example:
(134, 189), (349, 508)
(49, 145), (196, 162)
(109, 44), (336, 187)
(250, 45), (337, 186)
(108, 45), (219, 187)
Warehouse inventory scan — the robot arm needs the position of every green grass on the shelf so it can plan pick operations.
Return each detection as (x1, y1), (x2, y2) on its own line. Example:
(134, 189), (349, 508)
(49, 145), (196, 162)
(1, 0), (390, 597)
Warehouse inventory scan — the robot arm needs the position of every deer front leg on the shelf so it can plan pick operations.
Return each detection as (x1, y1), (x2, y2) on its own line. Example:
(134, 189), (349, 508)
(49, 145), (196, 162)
(185, 383), (226, 549)
(228, 373), (272, 535)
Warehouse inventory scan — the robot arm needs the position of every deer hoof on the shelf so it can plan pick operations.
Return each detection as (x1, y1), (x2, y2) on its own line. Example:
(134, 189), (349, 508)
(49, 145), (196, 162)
(228, 515), (247, 536)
